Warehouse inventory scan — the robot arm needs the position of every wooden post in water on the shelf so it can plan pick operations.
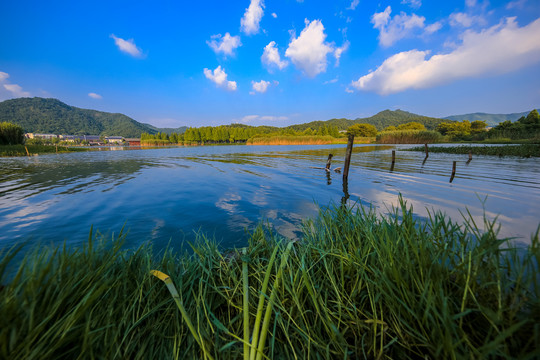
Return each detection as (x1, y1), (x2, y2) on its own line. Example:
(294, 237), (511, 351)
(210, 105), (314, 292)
(342, 134), (354, 182)
(24, 146), (30, 156)
(466, 151), (472, 164)
(325, 153), (333, 172)
(390, 150), (396, 171)
(424, 143), (429, 157)
(450, 161), (457, 183)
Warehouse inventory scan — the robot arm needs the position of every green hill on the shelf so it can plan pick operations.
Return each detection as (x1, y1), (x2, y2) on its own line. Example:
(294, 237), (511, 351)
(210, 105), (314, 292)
(443, 110), (540, 127)
(287, 109), (448, 132)
(0, 97), (158, 137)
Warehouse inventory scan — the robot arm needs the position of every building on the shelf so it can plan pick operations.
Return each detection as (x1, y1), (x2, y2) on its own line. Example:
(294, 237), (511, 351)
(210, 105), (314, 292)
(105, 136), (125, 144)
(125, 138), (141, 146)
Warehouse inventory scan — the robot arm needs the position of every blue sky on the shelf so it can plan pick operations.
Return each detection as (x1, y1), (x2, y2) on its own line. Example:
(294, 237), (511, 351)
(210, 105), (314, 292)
(1, 0), (539, 128)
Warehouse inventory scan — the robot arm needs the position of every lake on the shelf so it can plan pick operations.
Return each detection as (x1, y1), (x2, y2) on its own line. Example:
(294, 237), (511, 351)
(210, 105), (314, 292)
(1, 144), (539, 254)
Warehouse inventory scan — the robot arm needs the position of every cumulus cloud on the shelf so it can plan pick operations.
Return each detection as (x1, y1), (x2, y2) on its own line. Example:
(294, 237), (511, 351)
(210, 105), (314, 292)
(251, 80), (271, 94)
(348, 0), (359, 10)
(285, 19), (334, 77)
(241, 0), (264, 35)
(261, 41), (288, 70)
(425, 21), (443, 34)
(449, 12), (481, 27)
(401, 0), (422, 8)
(271, 12), (277, 18)
(110, 34), (143, 58)
(334, 41), (350, 66)
(351, 17), (540, 95)
(88, 92), (102, 99)
(203, 66), (237, 91)
(0, 72), (31, 98)
(372, 6), (425, 47)
(506, 0), (526, 9)
(207, 33), (242, 56)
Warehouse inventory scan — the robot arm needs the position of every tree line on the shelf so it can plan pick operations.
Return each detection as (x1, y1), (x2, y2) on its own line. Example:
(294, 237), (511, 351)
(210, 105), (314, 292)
(0, 122), (24, 145)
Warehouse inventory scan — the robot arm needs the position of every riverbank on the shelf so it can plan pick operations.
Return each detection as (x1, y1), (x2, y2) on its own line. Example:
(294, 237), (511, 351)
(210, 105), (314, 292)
(246, 135), (361, 145)
(0, 144), (91, 157)
(404, 144), (540, 157)
(1, 200), (538, 359)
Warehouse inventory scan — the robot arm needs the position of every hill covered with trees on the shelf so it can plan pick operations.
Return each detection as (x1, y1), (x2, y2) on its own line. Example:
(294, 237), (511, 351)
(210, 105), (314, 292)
(287, 110), (448, 132)
(443, 110), (540, 127)
(0, 97), (159, 137)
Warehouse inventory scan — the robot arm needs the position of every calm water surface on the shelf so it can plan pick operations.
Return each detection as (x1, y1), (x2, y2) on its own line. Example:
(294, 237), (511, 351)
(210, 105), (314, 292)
(1, 144), (539, 253)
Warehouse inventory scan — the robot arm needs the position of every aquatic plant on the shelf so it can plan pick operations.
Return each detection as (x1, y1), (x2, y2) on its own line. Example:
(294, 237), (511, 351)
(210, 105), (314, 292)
(405, 144), (540, 157)
(376, 130), (443, 144)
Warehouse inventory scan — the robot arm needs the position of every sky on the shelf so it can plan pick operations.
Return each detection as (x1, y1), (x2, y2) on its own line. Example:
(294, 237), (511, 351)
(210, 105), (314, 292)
(1, 0), (539, 128)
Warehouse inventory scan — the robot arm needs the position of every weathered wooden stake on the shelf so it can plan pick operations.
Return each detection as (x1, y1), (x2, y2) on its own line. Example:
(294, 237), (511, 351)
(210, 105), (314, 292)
(24, 146), (30, 156)
(390, 150), (396, 171)
(325, 153), (333, 172)
(342, 134), (354, 182)
(424, 143), (429, 157)
(449, 161), (457, 183)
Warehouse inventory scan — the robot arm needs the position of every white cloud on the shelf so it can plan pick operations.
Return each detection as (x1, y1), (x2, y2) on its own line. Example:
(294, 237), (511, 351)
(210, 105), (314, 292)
(271, 12), (277, 18)
(466, 0), (477, 7)
(251, 80), (271, 94)
(348, 0), (359, 10)
(239, 114), (288, 123)
(207, 33), (242, 57)
(351, 17), (540, 95)
(241, 0), (264, 35)
(261, 41), (288, 70)
(449, 12), (479, 27)
(324, 78), (338, 84)
(88, 92), (102, 99)
(0, 72), (31, 98)
(285, 19), (334, 77)
(506, 0), (526, 9)
(425, 21), (443, 34)
(3, 84), (31, 97)
(401, 0), (422, 8)
(110, 34), (143, 58)
(372, 6), (426, 47)
(204, 66), (237, 91)
(334, 41), (350, 67)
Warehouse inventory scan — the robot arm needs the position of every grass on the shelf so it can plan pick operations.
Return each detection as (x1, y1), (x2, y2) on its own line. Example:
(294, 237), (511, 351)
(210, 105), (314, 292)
(0, 199), (539, 359)
(376, 130), (443, 144)
(405, 144), (540, 157)
(246, 135), (350, 145)
(0, 144), (90, 157)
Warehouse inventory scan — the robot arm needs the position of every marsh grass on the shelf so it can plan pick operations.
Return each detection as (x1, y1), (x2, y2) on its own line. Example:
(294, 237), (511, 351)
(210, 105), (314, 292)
(405, 144), (540, 157)
(0, 144), (89, 157)
(246, 135), (349, 145)
(376, 130), (443, 144)
(1, 200), (539, 359)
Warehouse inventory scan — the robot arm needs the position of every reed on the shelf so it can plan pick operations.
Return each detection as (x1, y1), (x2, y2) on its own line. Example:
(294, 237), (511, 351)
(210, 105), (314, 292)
(0, 200), (538, 359)
(246, 135), (349, 145)
(376, 130), (443, 144)
(0, 144), (89, 157)
(405, 144), (540, 157)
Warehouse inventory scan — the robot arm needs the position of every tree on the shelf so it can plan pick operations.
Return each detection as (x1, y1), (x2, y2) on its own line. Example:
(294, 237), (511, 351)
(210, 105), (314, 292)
(347, 123), (377, 137)
(471, 120), (488, 132)
(0, 121), (25, 145)
(396, 122), (426, 131)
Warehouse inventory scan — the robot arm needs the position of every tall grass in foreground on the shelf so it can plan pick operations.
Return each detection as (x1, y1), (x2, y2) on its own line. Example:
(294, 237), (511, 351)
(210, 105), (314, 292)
(376, 130), (443, 144)
(405, 144), (540, 157)
(1, 200), (539, 359)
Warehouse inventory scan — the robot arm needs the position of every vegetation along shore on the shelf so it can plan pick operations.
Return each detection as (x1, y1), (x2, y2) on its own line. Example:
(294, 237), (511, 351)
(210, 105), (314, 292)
(1, 200), (538, 359)
(405, 144), (540, 157)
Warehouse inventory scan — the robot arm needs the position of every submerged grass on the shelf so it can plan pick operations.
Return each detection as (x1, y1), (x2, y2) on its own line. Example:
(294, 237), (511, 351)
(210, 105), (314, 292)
(246, 135), (349, 145)
(405, 144), (540, 157)
(1, 200), (539, 359)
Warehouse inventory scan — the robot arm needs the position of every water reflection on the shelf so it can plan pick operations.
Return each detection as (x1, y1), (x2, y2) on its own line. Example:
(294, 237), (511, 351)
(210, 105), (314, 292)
(1, 144), (539, 253)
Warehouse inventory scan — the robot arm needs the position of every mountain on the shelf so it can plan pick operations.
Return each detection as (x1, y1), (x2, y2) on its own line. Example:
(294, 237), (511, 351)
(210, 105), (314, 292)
(143, 123), (188, 135)
(287, 109), (448, 131)
(0, 97), (159, 138)
(443, 110), (540, 127)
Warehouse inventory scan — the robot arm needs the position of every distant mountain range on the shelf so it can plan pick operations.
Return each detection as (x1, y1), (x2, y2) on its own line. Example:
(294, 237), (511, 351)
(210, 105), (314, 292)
(0, 97), (537, 137)
(443, 110), (539, 127)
